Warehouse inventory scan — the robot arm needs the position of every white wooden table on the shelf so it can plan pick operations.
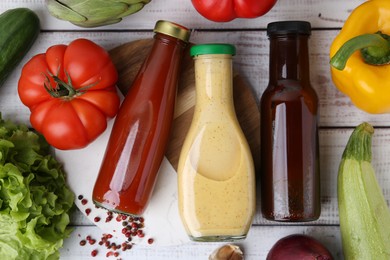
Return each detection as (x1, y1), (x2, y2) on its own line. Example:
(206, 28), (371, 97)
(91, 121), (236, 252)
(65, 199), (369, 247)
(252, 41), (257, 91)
(2, 0), (389, 259)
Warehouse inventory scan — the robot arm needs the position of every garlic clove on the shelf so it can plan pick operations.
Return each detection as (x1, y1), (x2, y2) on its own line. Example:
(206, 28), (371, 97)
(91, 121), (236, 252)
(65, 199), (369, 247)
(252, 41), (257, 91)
(209, 244), (244, 260)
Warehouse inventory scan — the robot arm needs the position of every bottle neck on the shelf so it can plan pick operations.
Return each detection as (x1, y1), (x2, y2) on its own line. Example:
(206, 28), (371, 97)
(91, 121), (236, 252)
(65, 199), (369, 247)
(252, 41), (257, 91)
(193, 54), (234, 104)
(269, 34), (310, 84)
(138, 32), (186, 85)
(145, 32), (187, 69)
(154, 32), (188, 48)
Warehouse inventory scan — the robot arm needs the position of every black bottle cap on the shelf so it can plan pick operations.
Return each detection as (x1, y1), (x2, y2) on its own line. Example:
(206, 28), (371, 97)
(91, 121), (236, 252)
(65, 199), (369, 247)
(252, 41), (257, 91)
(267, 21), (311, 36)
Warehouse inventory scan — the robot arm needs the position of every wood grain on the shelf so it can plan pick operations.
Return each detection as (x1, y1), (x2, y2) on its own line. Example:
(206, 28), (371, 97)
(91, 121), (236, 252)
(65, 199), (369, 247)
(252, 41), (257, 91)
(68, 126), (390, 227)
(3, 31), (390, 127)
(1, 1), (388, 259)
(60, 225), (343, 259)
(0, 0), (364, 30)
(109, 39), (260, 172)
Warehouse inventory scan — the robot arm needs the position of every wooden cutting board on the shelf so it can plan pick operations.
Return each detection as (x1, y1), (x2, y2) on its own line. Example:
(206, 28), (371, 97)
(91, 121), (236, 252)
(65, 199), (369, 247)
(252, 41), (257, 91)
(109, 39), (260, 172)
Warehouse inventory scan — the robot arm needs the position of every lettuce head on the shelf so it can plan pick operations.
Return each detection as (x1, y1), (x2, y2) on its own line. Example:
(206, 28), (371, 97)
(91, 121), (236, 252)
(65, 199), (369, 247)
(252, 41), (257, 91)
(0, 115), (75, 259)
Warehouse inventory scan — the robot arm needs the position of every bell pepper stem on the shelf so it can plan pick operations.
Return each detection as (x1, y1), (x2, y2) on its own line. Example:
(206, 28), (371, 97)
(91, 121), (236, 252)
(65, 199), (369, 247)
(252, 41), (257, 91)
(330, 33), (390, 70)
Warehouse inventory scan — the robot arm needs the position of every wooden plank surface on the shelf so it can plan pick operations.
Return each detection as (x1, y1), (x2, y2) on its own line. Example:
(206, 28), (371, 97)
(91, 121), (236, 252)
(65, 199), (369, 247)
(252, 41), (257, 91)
(0, 0), (365, 30)
(2, 31), (390, 127)
(59, 225), (343, 260)
(0, 1), (389, 259)
(67, 128), (390, 227)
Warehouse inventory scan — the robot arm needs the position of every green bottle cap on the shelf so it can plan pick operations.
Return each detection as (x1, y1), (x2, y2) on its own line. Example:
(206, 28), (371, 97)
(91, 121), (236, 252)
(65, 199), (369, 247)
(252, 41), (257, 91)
(190, 44), (236, 57)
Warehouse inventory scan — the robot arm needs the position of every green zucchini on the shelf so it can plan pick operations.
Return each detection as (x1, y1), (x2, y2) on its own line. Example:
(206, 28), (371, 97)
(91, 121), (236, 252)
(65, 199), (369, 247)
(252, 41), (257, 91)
(338, 122), (390, 259)
(0, 8), (40, 86)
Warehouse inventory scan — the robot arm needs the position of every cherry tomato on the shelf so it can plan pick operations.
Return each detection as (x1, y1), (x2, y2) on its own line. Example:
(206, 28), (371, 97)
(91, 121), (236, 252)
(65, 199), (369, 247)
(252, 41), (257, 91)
(18, 38), (120, 150)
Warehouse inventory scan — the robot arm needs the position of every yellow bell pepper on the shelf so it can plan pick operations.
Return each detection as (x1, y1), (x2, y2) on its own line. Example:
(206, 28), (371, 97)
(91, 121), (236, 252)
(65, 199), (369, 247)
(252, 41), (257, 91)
(330, 0), (390, 114)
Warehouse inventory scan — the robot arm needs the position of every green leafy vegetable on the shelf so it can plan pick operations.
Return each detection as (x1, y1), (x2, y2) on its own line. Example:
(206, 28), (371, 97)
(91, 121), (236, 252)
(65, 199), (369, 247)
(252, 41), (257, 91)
(46, 0), (151, 27)
(0, 115), (74, 259)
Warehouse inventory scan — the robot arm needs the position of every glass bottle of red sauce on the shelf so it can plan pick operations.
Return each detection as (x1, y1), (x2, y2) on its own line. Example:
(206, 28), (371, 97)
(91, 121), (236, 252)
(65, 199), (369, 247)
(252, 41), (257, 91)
(92, 20), (191, 216)
(260, 21), (320, 222)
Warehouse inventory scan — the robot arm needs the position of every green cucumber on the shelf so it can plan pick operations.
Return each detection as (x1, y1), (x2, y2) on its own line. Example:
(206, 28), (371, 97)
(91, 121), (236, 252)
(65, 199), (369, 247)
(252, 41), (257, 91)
(0, 8), (40, 86)
(338, 122), (390, 259)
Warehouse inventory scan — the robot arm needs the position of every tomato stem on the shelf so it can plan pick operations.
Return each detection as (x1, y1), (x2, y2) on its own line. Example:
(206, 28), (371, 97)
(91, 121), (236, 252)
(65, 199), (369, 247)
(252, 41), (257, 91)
(43, 70), (97, 99)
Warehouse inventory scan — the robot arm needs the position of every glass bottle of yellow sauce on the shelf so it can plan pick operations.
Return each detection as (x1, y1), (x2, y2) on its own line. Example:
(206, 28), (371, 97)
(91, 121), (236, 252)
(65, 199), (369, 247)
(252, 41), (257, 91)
(177, 44), (256, 242)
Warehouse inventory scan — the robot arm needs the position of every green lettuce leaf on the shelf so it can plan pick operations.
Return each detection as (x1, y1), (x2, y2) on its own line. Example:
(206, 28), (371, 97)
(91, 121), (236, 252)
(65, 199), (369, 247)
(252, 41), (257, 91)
(0, 115), (75, 259)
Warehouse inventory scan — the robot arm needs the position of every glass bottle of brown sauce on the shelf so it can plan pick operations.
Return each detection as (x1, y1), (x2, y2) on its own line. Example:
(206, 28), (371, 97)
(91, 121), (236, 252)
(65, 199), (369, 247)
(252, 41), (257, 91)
(260, 21), (320, 222)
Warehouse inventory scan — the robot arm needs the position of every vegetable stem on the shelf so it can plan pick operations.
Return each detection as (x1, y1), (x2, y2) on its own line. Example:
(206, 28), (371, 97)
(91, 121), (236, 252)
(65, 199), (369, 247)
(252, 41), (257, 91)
(44, 70), (96, 99)
(342, 122), (374, 162)
(330, 32), (390, 70)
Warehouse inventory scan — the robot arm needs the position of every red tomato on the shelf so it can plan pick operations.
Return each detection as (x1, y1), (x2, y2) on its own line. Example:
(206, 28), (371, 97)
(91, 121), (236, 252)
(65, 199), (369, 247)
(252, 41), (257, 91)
(18, 38), (120, 150)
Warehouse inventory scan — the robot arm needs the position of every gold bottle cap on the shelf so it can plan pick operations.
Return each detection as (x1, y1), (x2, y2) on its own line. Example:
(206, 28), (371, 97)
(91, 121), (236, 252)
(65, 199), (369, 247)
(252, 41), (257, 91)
(153, 20), (191, 43)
